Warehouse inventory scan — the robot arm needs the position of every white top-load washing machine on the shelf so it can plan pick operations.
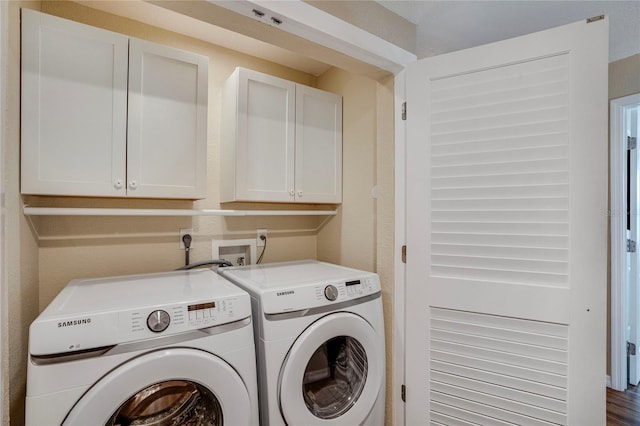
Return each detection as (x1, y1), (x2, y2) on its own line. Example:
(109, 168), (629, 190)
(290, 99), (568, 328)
(219, 260), (385, 426)
(26, 269), (259, 426)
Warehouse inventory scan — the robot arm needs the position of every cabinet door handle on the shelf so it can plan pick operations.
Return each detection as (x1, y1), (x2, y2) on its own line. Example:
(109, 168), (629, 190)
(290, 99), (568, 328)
(129, 181), (137, 189)
(289, 189), (295, 196)
(114, 179), (123, 190)
(297, 190), (303, 197)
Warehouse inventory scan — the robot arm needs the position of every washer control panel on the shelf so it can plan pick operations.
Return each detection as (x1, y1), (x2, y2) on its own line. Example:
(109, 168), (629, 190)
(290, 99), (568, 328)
(313, 277), (379, 303)
(120, 295), (249, 340)
(28, 270), (253, 356)
(263, 273), (380, 314)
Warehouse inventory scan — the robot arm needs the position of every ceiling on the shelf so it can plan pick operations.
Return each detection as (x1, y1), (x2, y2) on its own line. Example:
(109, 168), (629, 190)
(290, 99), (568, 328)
(376, 0), (640, 63)
(80, 0), (638, 78)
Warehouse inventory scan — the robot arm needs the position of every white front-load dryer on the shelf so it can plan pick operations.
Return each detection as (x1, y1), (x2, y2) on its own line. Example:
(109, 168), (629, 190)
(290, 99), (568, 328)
(219, 260), (385, 426)
(26, 269), (259, 426)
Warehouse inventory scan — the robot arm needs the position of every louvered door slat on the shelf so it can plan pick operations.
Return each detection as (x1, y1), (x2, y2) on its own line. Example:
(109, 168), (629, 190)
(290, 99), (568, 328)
(430, 341), (567, 373)
(431, 371), (566, 413)
(431, 360), (567, 401)
(431, 412), (484, 426)
(429, 308), (568, 423)
(431, 402), (517, 426)
(432, 381), (565, 424)
(431, 330), (567, 363)
(432, 120), (568, 145)
(431, 392), (558, 426)
(433, 168), (567, 186)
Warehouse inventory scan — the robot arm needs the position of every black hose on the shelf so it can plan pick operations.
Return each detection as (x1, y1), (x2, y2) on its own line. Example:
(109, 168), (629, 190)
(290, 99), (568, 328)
(175, 259), (233, 270)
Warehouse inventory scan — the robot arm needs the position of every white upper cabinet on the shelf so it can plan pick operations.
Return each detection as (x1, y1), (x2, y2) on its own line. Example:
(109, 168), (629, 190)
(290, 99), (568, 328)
(221, 67), (342, 204)
(127, 39), (208, 199)
(21, 9), (208, 199)
(295, 85), (342, 203)
(21, 9), (128, 197)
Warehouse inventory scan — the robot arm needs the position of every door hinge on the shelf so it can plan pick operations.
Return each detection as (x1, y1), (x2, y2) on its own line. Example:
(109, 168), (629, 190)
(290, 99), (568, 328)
(402, 102), (407, 121)
(629, 136), (637, 150)
(401, 245), (407, 263)
(401, 384), (406, 402)
(586, 15), (605, 24)
(628, 239), (637, 253)
(628, 341), (637, 356)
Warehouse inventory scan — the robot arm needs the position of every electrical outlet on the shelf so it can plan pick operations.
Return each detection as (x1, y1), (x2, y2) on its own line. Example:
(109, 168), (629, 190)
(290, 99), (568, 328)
(257, 228), (267, 247)
(180, 228), (193, 249)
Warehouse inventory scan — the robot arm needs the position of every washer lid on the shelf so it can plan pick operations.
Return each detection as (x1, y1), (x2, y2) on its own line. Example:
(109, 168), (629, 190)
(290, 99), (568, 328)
(220, 260), (374, 291)
(41, 269), (245, 315)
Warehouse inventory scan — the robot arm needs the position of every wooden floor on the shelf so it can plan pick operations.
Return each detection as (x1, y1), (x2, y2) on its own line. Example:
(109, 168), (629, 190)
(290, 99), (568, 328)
(608, 385), (640, 425)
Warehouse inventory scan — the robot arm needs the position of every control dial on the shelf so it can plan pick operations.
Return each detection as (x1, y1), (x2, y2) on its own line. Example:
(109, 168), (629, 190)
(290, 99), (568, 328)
(324, 285), (339, 301)
(147, 310), (170, 333)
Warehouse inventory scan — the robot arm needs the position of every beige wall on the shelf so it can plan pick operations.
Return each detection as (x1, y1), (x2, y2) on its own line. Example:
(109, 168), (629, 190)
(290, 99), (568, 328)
(316, 68), (376, 272)
(609, 54), (640, 100)
(6, 2), (41, 425)
(315, 68), (396, 425)
(607, 54), (640, 380)
(375, 76), (396, 426)
(6, 1), (385, 424)
(32, 0), (326, 311)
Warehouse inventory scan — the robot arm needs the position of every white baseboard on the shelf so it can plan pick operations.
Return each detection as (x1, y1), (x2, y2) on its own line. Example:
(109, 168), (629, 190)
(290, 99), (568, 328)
(607, 375), (612, 388)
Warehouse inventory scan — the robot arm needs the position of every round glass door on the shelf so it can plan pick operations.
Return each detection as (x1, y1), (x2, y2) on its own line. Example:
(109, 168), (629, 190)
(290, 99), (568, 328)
(302, 336), (368, 420)
(63, 348), (252, 425)
(106, 380), (223, 426)
(279, 312), (384, 425)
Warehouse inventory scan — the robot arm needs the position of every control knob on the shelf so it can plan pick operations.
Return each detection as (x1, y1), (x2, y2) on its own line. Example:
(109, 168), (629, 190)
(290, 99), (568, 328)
(324, 285), (339, 301)
(147, 310), (170, 333)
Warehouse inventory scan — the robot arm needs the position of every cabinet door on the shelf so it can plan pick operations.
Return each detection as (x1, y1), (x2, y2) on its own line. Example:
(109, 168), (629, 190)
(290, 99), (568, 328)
(234, 68), (296, 202)
(295, 85), (342, 203)
(127, 39), (208, 199)
(21, 9), (128, 196)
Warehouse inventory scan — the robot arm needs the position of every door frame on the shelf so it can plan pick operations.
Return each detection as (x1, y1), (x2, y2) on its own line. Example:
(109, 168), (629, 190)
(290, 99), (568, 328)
(611, 93), (640, 391)
(393, 70), (407, 426)
(0, 0), (7, 421)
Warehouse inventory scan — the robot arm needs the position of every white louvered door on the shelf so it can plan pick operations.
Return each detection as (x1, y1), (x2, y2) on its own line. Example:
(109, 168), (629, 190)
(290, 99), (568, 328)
(405, 18), (608, 425)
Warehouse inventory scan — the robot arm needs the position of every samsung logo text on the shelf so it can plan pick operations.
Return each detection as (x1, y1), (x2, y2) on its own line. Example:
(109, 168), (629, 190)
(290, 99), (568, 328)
(58, 318), (92, 328)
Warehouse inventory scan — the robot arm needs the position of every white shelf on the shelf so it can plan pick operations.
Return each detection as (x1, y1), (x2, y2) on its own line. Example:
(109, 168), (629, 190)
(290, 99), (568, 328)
(23, 206), (337, 217)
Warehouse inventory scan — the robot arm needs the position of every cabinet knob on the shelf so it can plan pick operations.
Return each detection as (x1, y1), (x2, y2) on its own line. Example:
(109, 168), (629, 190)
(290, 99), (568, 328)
(114, 179), (123, 190)
(129, 181), (137, 189)
(297, 190), (303, 197)
(289, 189), (295, 196)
